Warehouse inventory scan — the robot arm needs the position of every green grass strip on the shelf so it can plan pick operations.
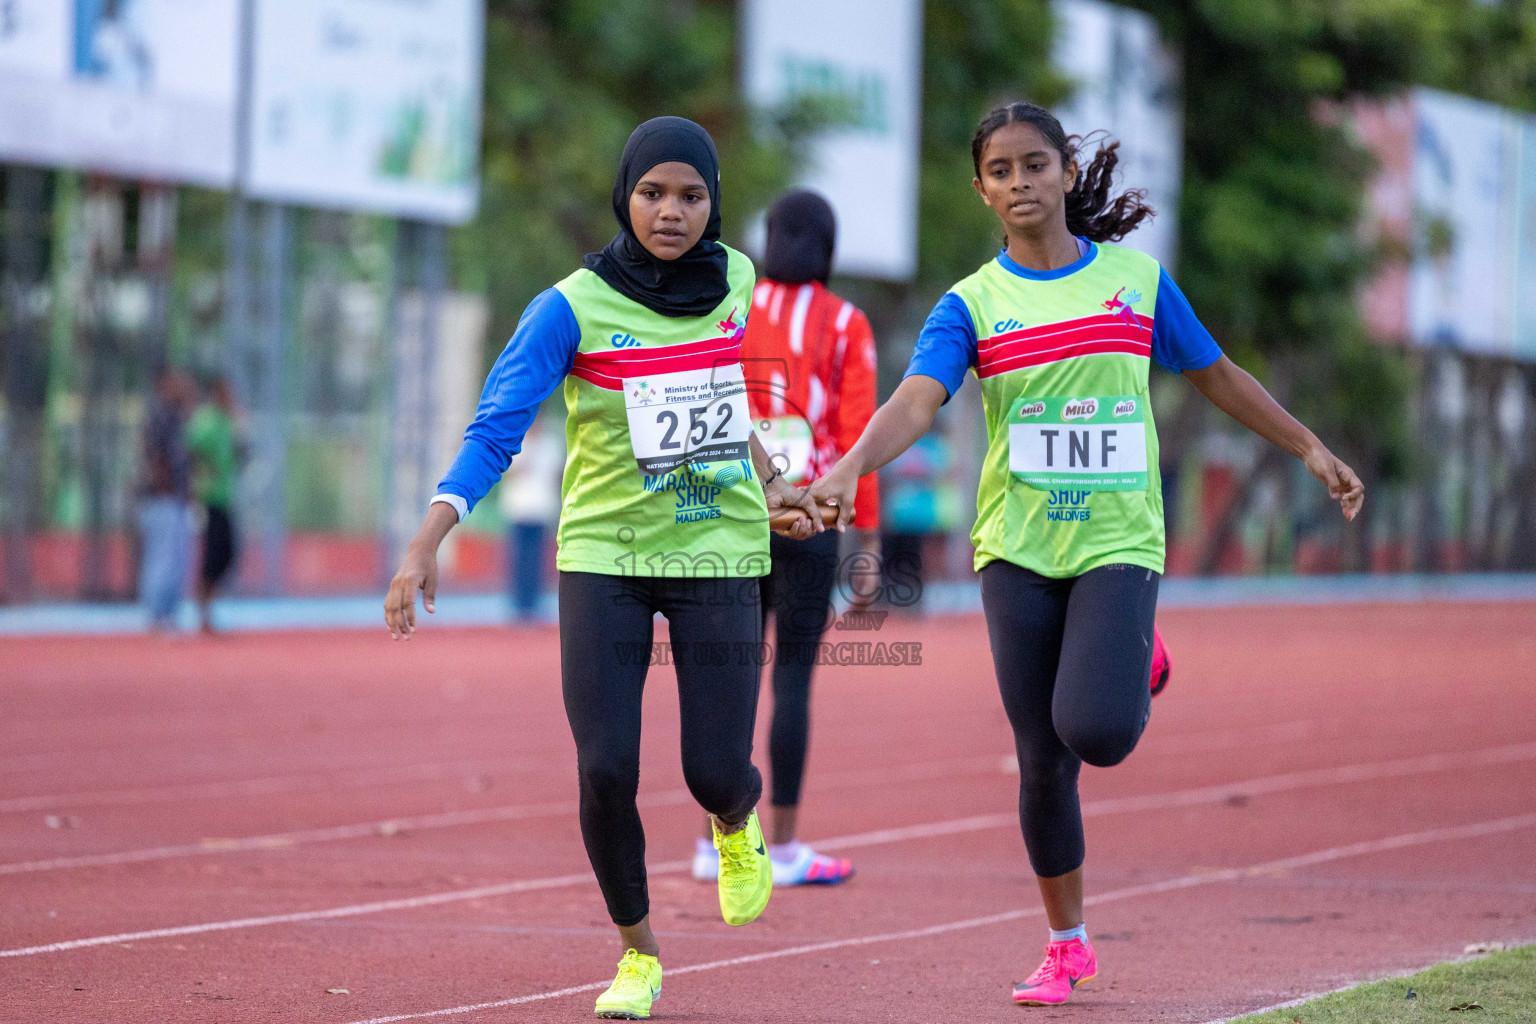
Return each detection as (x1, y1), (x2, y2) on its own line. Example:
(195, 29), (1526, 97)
(1232, 945), (1533, 1023)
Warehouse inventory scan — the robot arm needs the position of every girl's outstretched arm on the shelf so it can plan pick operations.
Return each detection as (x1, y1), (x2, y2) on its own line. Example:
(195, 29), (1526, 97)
(385, 501), (459, 639)
(1183, 355), (1364, 521)
(809, 374), (948, 531)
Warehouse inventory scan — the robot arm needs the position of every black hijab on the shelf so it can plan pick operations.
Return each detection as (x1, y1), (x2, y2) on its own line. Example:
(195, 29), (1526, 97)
(763, 189), (837, 285)
(583, 117), (730, 318)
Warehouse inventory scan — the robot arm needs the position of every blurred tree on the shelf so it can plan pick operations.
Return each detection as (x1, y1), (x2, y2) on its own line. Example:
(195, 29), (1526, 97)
(459, 0), (808, 352)
(466, 0), (1064, 366)
(916, 0), (1065, 289)
(1119, 0), (1478, 572)
(834, 0), (1063, 399)
(459, 0), (1536, 573)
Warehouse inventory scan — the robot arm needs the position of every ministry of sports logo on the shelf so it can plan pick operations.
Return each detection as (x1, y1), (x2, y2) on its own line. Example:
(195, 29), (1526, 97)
(629, 380), (657, 405)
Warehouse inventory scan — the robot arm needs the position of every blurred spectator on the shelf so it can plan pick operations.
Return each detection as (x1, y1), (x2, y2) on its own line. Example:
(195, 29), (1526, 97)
(186, 376), (242, 634)
(137, 367), (195, 631)
(878, 431), (961, 610)
(498, 421), (563, 620)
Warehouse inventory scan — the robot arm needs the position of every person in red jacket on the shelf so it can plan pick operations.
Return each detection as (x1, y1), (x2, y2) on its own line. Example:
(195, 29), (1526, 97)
(693, 190), (879, 886)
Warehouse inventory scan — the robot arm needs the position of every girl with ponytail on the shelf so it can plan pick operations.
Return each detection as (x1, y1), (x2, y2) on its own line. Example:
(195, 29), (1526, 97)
(810, 101), (1363, 1007)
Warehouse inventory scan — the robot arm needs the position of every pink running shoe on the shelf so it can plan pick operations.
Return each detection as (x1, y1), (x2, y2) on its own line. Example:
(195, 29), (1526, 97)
(1012, 937), (1097, 1005)
(1149, 625), (1171, 697)
(770, 842), (854, 886)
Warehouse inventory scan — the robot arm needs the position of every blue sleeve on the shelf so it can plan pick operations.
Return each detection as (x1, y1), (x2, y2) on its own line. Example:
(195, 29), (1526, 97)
(902, 292), (977, 403)
(1150, 268), (1222, 372)
(436, 288), (579, 514)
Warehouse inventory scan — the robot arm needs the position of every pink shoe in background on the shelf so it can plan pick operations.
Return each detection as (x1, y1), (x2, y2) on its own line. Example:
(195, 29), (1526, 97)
(1011, 937), (1097, 1005)
(1150, 625), (1171, 697)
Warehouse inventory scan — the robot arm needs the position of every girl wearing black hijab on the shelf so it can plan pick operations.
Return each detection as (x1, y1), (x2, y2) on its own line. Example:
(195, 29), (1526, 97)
(386, 116), (821, 1020)
(690, 189), (882, 888)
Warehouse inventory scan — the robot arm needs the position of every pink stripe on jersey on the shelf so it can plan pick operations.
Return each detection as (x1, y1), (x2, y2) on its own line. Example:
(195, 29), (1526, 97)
(976, 313), (1152, 380)
(572, 336), (742, 391)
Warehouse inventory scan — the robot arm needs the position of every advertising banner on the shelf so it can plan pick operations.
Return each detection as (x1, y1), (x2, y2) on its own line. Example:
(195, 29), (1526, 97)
(741, 0), (923, 281)
(1409, 89), (1523, 356)
(0, 0), (239, 185)
(245, 0), (484, 223)
(1052, 0), (1183, 270)
(1357, 88), (1535, 359)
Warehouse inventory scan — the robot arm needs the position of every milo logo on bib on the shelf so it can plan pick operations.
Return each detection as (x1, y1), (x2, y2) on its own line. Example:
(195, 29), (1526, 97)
(1006, 394), (1148, 491)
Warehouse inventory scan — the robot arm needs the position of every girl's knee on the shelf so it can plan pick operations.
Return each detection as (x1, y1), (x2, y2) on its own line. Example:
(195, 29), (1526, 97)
(682, 760), (758, 818)
(578, 758), (639, 805)
(1063, 724), (1141, 767)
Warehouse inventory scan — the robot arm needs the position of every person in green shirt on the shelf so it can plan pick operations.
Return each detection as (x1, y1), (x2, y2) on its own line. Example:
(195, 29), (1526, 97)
(186, 376), (240, 634)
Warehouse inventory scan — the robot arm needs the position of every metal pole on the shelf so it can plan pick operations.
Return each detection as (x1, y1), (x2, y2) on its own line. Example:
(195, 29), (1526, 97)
(417, 222), (445, 522)
(256, 202), (290, 596)
(383, 219), (412, 576)
(225, 199), (253, 412)
(138, 184), (178, 371)
(2, 166), (52, 602)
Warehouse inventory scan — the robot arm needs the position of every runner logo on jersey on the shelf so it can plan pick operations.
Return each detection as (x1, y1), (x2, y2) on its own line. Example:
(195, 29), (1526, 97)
(716, 306), (745, 340)
(1102, 287), (1145, 332)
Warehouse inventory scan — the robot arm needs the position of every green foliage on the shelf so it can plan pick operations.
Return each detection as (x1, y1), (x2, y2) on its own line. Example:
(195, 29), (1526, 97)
(917, 0), (1065, 289)
(1433, 0), (1536, 111)
(457, 0), (802, 353)
(463, 0), (1065, 357)
(458, 0), (1536, 489)
(1121, 0), (1486, 482)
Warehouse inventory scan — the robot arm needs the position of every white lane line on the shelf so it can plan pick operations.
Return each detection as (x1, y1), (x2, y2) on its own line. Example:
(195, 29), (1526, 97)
(0, 756), (1003, 876)
(0, 757), (549, 815)
(7, 738), (1531, 878)
(4, 746), (1533, 962)
(339, 812), (1536, 1024)
(0, 714), (1340, 812)
(0, 867), (633, 959)
(0, 749), (1005, 816)
(1076, 739), (1536, 818)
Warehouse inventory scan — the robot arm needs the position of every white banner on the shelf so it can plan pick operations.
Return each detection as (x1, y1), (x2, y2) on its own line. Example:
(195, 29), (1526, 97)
(245, 0), (484, 223)
(741, 0), (922, 281)
(0, 0), (239, 185)
(1052, 0), (1183, 270)
(1409, 89), (1525, 357)
(1518, 118), (1536, 360)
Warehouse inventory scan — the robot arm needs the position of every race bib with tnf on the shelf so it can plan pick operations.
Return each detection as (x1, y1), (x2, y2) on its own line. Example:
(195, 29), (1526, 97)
(1007, 395), (1148, 491)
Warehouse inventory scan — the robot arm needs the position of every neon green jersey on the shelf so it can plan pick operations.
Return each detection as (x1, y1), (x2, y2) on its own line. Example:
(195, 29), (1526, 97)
(553, 246), (770, 578)
(927, 244), (1167, 577)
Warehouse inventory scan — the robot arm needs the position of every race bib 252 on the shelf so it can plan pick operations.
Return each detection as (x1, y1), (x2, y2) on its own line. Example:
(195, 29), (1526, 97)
(624, 364), (753, 476)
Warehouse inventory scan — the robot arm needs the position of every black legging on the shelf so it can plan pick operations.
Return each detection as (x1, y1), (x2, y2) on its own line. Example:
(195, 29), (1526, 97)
(558, 571), (764, 927)
(759, 529), (840, 807)
(979, 560), (1160, 879)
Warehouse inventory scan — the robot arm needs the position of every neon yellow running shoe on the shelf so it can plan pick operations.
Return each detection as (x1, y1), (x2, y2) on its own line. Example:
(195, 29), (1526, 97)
(712, 809), (772, 926)
(594, 948), (661, 1019)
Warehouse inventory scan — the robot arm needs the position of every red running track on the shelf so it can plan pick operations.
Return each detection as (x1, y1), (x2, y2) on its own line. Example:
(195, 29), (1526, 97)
(2, 601), (1534, 1023)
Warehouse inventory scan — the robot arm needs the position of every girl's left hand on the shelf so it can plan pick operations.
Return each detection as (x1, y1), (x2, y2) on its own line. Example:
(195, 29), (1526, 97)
(1303, 444), (1365, 521)
(764, 473), (821, 539)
